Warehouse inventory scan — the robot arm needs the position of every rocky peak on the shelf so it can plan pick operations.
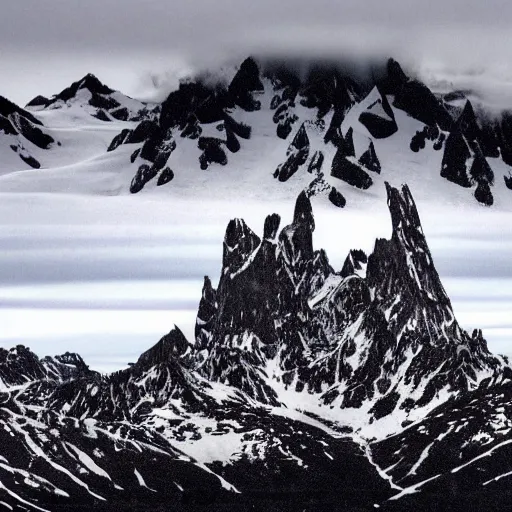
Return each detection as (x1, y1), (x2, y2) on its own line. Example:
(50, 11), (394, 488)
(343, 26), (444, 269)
(228, 57), (264, 111)
(57, 73), (114, 103)
(341, 249), (368, 278)
(367, 183), (457, 339)
(279, 191), (315, 264)
(0, 95), (43, 126)
(222, 218), (261, 274)
(136, 326), (191, 371)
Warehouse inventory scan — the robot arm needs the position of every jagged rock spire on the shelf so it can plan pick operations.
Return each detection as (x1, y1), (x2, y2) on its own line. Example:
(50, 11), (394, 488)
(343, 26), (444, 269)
(136, 326), (191, 370)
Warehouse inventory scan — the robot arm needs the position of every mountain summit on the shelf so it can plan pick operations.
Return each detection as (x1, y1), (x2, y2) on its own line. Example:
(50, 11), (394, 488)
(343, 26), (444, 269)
(0, 182), (510, 510)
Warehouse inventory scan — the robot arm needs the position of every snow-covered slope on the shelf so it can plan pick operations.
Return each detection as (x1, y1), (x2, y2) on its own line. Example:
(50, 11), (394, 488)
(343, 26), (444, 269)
(1, 58), (512, 212)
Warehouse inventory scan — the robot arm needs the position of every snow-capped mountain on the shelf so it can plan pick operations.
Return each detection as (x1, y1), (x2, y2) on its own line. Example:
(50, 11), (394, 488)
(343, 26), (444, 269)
(0, 95), (58, 170)
(1, 183), (510, 510)
(1, 56), (512, 211)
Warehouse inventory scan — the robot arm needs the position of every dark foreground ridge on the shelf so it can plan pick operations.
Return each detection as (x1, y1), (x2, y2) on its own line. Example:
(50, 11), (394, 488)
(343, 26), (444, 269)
(0, 183), (510, 511)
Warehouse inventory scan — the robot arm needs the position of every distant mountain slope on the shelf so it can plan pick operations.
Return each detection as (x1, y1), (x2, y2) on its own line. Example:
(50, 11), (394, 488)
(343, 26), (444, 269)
(26, 73), (158, 122)
(0, 94), (58, 169)
(1, 56), (511, 211)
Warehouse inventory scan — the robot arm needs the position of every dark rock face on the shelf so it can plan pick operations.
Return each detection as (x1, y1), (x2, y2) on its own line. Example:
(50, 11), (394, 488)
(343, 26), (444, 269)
(340, 249), (367, 278)
(93, 108), (111, 122)
(457, 101), (500, 159)
(198, 137), (228, 169)
(88, 92), (120, 110)
(359, 89), (398, 138)
(19, 153), (41, 168)
(331, 145), (373, 190)
(359, 141), (381, 173)
(228, 57), (264, 111)
(470, 150), (494, 186)
(107, 128), (131, 152)
(0, 95), (44, 126)
(157, 167), (174, 186)
(0, 345), (96, 387)
(26, 95), (51, 108)
(130, 164), (158, 193)
(191, 182), (501, 424)
(308, 150), (324, 174)
(28, 73), (151, 122)
(379, 58), (409, 95)
(300, 65), (361, 116)
(52, 73), (115, 104)
(275, 123), (310, 181)
(11, 113), (54, 149)
(0, 95), (58, 167)
(374, 373), (512, 511)
(441, 129), (472, 187)
(475, 181), (494, 206)
(328, 187), (346, 208)
(110, 106), (129, 121)
(324, 109), (344, 146)
(393, 79), (453, 131)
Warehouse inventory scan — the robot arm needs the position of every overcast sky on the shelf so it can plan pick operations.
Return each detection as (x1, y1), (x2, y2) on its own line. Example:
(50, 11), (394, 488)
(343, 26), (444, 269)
(2, 1), (512, 106)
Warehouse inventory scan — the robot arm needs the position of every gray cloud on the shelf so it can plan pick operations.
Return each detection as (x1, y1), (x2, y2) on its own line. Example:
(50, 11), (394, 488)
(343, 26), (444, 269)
(2, 1), (512, 106)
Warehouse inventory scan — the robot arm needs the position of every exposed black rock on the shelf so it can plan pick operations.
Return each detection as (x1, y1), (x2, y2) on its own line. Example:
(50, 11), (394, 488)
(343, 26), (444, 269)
(88, 93), (121, 110)
(0, 345), (96, 387)
(180, 114), (202, 139)
(307, 150), (324, 174)
(359, 141), (381, 173)
(342, 127), (356, 157)
(0, 114), (18, 135)
(228, 57), (264, 111)
(328, 187), (346, 208)
(300, 65), (361, 116)
(393, 79), (453, 131)
(51, 73), (115, 104)
(475, 181), (494, 206)
(275, 123), (310, 181)
(130, 148), (141, 163)
(0, 95), (44, 126)
(359, 89), (398, 139)
(130, 164), (158, 193)
(107, 128), (131, 152)
(470, 149), (494, 186)
(110, 106), (129, 121)
(223, 113), (251, 139)
(19, 153), (41, 168)
(379, 58), (408, 95)
(225, 125), (241, 153)
(331, 145), (373, 190)
(156, 167), (174, 186)
(340, 249), (368, 278)
(128, 120), (160, 144)
(198, 137), (228, 169)
(440, 129), (472, 187)
(505, 174), (512, 190)
(140, 128), (176, 167)
(374, 374), (512, 511)
(457, 101), (500, 159)
(324, 109), (344, 146)
(26, 95), (51, 108)
(92, 108), (111, 122)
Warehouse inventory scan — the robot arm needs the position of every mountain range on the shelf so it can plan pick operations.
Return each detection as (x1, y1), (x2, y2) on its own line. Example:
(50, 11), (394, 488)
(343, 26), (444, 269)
(1, 182), (511, 510)
(1, 56), (512, 211)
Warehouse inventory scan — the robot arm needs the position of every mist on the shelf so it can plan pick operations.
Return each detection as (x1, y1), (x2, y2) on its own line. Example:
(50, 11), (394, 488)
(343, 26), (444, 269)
(1, 1), (512, 110)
